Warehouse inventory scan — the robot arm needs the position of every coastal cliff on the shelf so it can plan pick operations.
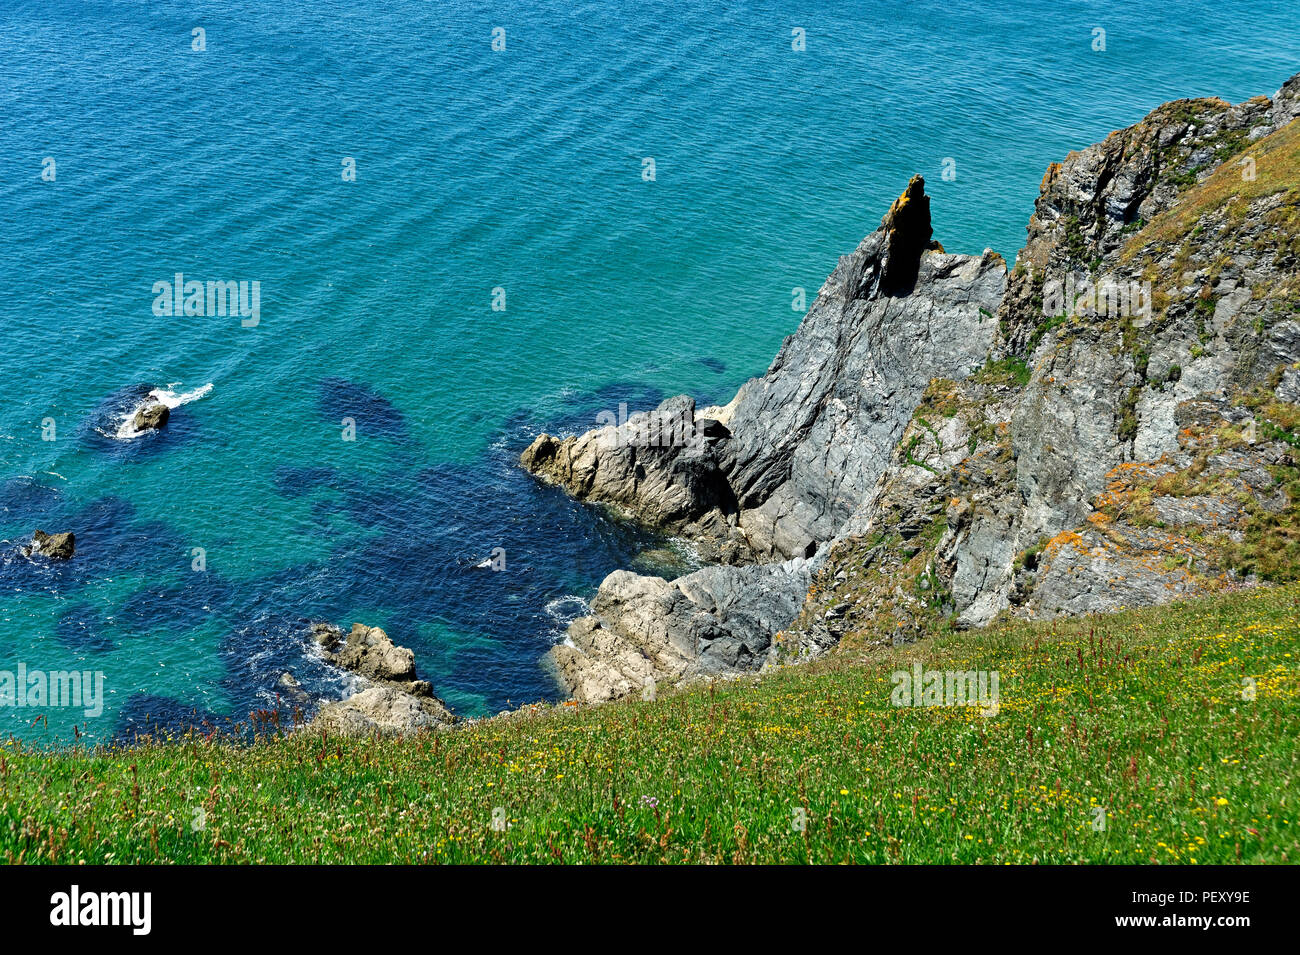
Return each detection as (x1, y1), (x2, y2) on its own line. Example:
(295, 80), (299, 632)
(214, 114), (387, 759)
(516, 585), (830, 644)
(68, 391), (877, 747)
(525, 72), (1300, 703)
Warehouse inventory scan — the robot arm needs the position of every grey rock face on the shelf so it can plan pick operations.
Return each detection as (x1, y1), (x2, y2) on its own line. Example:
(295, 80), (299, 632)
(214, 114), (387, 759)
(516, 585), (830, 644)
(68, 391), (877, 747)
(996, 90), (1279, 355)
(524, 176), (1005, 566)
(1011, 329), (1136, 537)
(942, 77), (1300, 627)
(720, 245), (1005, 560)
(548, 556), (815, 703)
(534, 177), (1005, 702)
(1272, 72), (1300, 128)
(1276, 367), (1300, 404)
(1026, 527), (1204, 619)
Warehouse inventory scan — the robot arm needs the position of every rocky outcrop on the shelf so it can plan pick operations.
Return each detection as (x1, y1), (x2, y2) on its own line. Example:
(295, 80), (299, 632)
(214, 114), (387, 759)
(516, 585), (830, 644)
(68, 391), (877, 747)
(520, 395), (733, 551)
(529, 72), (1300, 705)
(531, 175), (1005, 701)
(28, 530), (75, 561)
(788, 72), (1300, 643)
(132, 401), (169, 431)
(276, 671), (310, 707)
(307, 623), (455, 736)
(316, 621), (417, 683)
(547, 557), (814, 702)
(942, 75), (1300, 627)
(524, 175), (1005, 565)
(313, 684), (454, 737)
(996, 88), (1279, 355)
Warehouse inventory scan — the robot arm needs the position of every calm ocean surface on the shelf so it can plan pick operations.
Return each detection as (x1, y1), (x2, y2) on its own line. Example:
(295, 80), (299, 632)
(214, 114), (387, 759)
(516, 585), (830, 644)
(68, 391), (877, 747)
(1, 0), (1296, 741)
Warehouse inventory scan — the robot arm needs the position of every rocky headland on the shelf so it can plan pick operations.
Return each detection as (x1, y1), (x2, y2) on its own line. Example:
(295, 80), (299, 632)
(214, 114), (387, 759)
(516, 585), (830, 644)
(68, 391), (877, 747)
(525, 72), (1300, 704)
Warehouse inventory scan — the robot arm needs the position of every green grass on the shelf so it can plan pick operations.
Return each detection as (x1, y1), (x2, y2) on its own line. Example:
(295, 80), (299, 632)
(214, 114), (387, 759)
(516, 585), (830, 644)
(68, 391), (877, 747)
(2, 585), (1298, 864)
(1121, 116), (1300, 263)
(972, 355), (1031, 389)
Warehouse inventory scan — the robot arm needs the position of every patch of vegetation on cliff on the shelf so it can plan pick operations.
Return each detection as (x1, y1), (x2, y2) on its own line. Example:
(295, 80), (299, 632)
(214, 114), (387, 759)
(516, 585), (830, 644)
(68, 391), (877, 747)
(786, 509), (956, 653)
(1024, 307), (1065, 356)
(1094, 403), (1300, 584)
(1154, 98), (1249, 192)
(1223, 496), (1300, 583)
(914, 378), (963, 419)
(1061, 214), (1091, 268)
(1, 585), (1297, 864)
(1122, 116), (1300, 263)
(972, 355), (1031, 389)
(1218, 393), (1300, 582)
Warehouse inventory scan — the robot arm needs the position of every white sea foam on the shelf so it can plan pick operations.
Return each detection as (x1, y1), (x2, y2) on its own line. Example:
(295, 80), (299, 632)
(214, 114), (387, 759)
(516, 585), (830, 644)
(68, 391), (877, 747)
(150, 382), (213, 410)
(667, 536), (702, 568)
(545, 594), (589, 620)
(544, 594), (590, 643)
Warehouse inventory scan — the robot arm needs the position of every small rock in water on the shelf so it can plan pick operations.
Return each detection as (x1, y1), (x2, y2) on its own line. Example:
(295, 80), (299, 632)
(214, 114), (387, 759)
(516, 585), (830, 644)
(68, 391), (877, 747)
(133, 401), (170, 431)
(329, 623), (417, 683)
(277, 672), (310, 705)
(308, 621), (345, 652)
(30, 529), (75, 561)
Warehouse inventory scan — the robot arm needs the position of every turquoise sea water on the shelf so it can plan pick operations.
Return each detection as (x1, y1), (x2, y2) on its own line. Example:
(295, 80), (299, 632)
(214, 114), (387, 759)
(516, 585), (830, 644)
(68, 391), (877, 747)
(1, 0), (1297, 741)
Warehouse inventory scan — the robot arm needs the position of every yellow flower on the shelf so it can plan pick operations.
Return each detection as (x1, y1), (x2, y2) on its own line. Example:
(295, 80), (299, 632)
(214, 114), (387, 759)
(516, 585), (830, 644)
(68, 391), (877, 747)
(1215, 797), (1229, 806)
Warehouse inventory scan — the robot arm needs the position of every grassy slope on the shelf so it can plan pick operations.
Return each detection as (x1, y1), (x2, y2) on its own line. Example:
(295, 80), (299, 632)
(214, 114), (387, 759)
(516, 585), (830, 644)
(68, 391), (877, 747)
(2, 584), (1296, 864)
(1122, 113), (1300, 260)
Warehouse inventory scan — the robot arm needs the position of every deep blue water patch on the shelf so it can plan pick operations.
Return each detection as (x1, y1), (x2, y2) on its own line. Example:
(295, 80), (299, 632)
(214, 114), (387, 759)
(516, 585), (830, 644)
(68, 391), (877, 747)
(0, 477), (63, 527)
(318, 377), (414, 446)
(273, 465), (340, 498)
(251, 416), (677, 713)
(55, 603), (115, 654)
(0, 497), (185, 595)
(116, 569), (239, 638)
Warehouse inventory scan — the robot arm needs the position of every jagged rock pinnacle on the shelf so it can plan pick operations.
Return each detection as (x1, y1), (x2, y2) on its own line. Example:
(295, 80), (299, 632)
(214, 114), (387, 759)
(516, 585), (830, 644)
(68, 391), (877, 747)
(879, 174), (944, 293)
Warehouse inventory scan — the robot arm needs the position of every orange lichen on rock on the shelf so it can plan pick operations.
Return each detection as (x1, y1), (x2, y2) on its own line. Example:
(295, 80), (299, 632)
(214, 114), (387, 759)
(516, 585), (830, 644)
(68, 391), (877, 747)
(1045, 530), (1086, 557)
